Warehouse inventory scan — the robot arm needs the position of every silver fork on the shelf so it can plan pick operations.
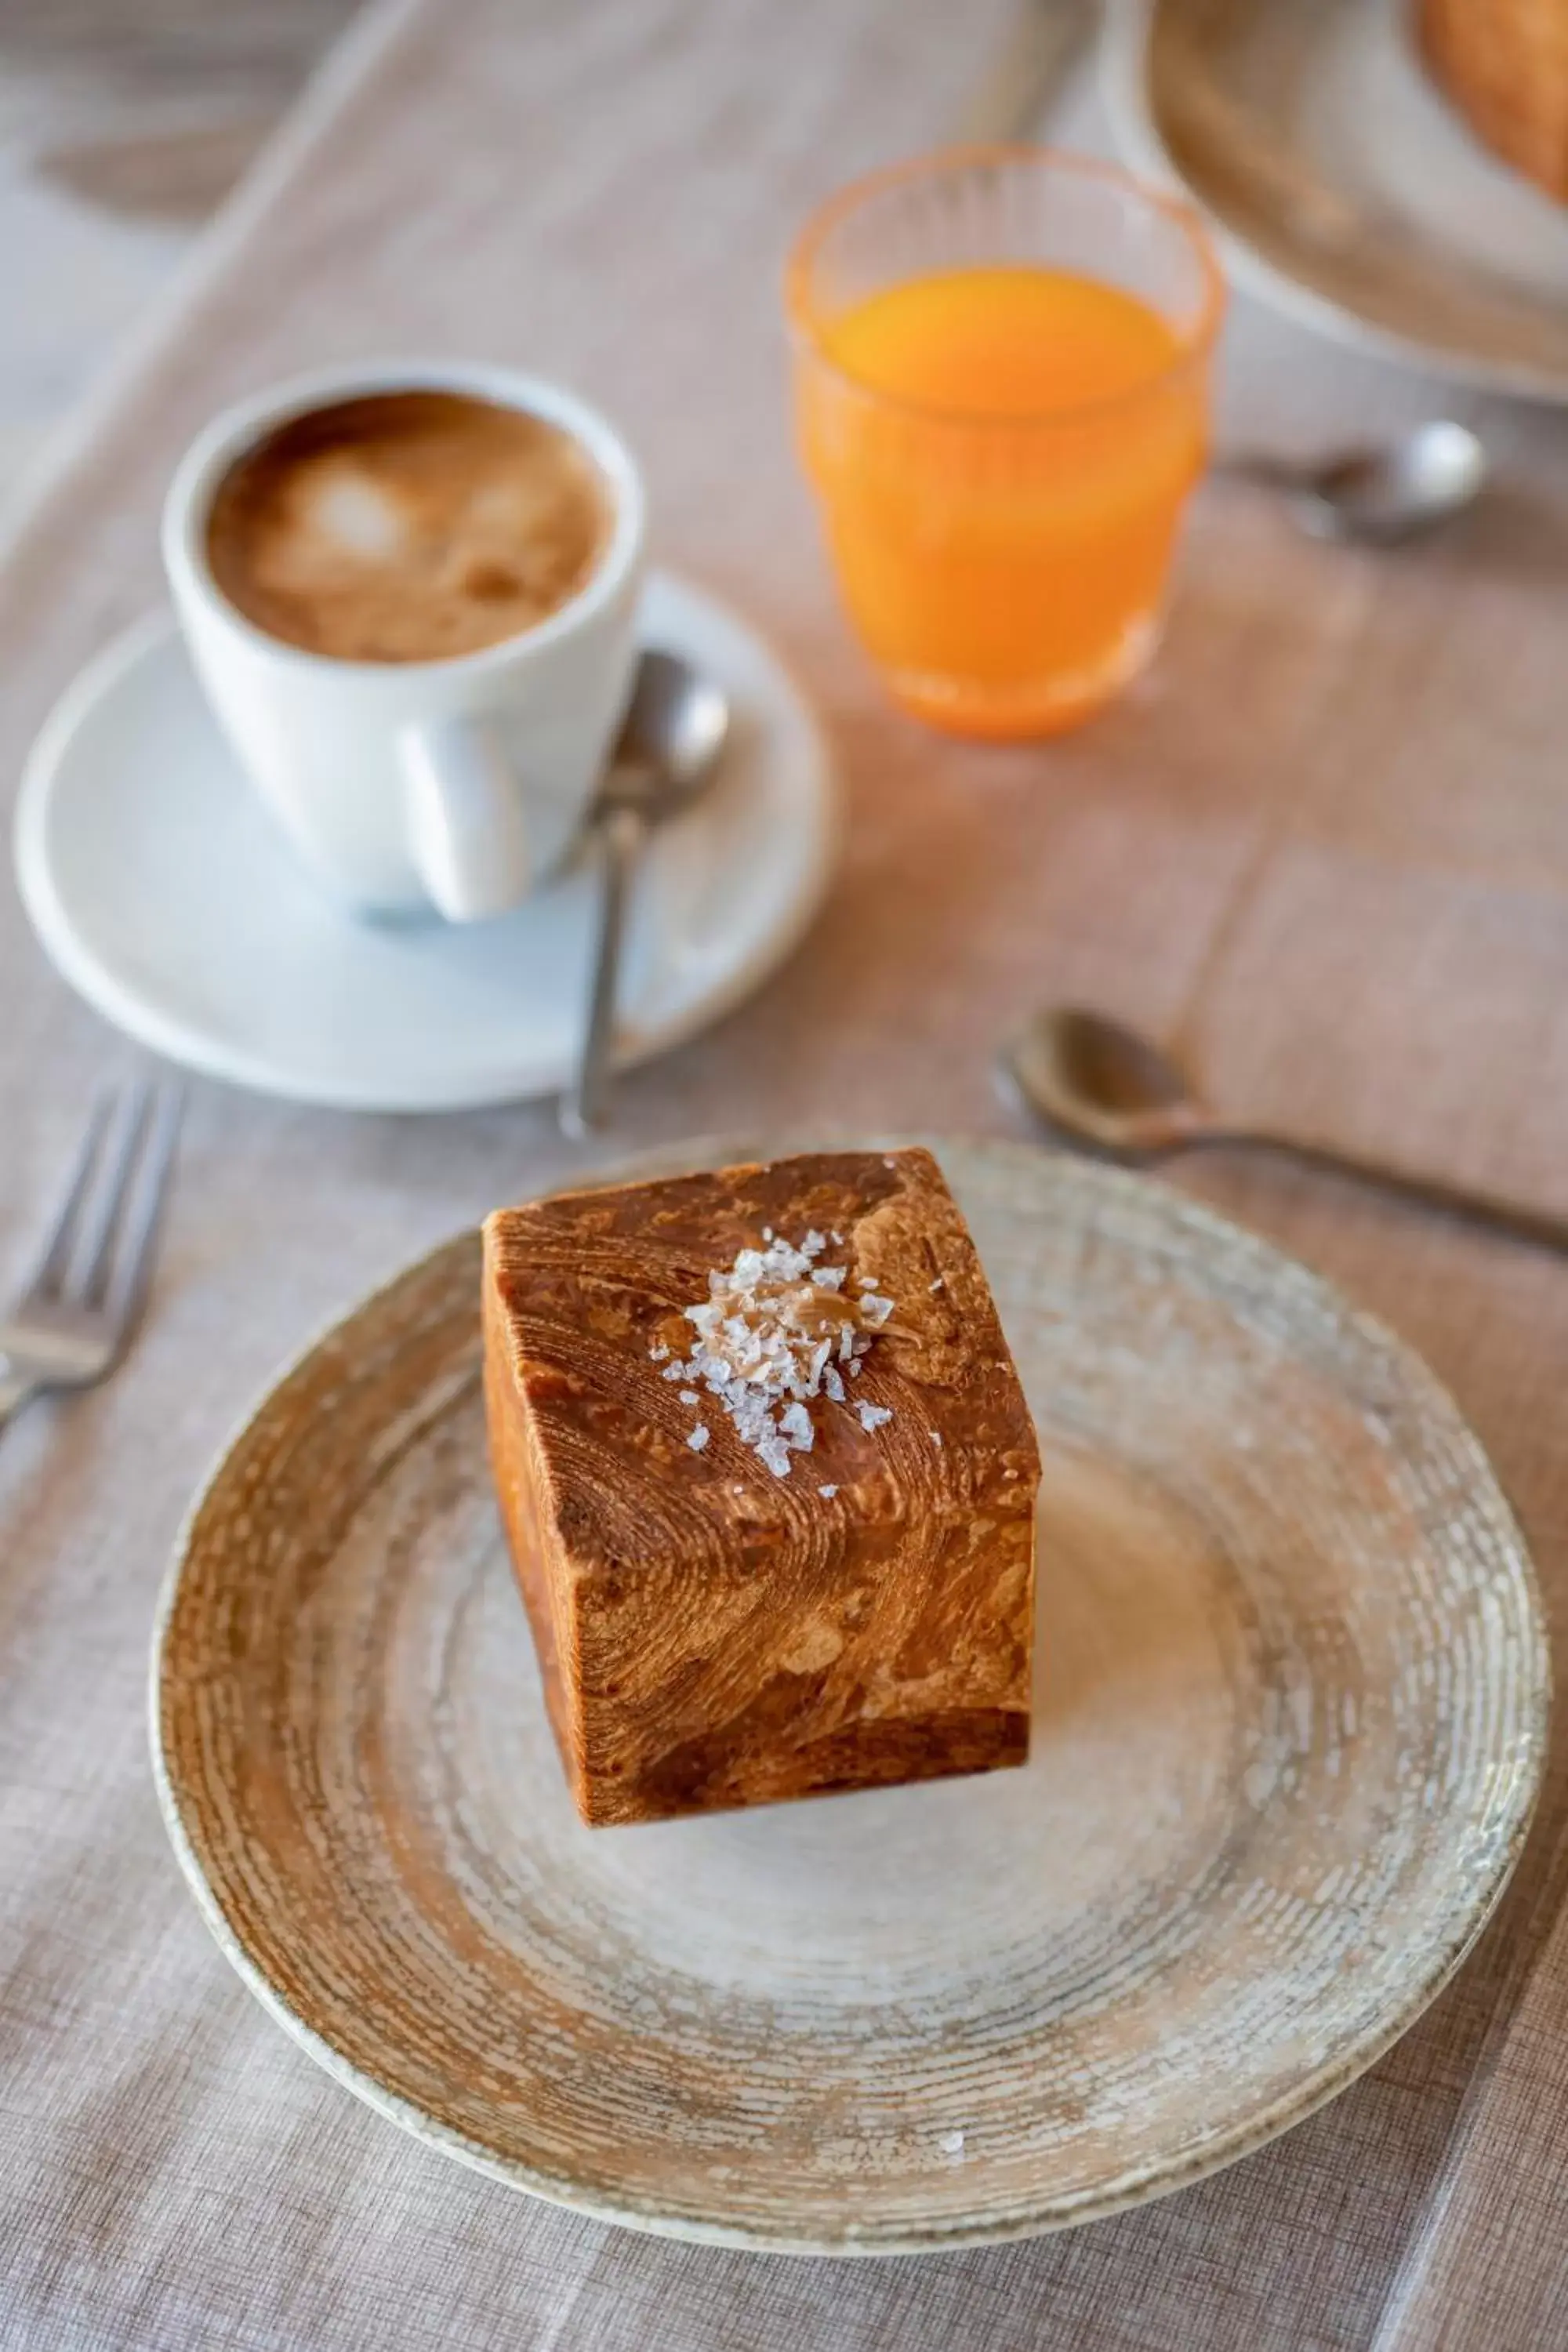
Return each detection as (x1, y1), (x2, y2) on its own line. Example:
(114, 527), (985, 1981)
(1, 1081), (183, 1434)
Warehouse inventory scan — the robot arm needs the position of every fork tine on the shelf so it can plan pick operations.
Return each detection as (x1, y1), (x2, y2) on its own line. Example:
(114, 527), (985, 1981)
(23, 1088), (118, 1300)
(70, 1082), (154, 1307)
(101, 1085), (183, 1341)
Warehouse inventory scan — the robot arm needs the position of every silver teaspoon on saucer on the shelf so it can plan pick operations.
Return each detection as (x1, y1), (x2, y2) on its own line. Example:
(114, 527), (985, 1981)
(1217, 420), (1487, 545)
(560, 650), (730, 1138)
(999, 1003), (1568, 1254)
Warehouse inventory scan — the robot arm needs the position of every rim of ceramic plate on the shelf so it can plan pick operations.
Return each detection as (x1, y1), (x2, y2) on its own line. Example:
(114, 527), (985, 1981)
(148, 1138), (1550, 2254)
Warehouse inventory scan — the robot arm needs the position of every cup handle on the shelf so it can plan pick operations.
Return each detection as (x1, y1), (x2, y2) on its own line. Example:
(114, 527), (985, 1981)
(399, 716), (534, 922)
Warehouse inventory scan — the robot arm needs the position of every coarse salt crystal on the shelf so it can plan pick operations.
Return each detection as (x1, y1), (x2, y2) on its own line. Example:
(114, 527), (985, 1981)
(930, 1276), (944, 1293)
(857, 1401), (892, 1432)
(665, 1229), (898, 1479)
(930, 1430), (943, 1446)
(649, 1341), (670, 1360)
(818, 1483), (838, 1498)
(939, 2129), (964, 2156)
(687, 1425), (710, 1451)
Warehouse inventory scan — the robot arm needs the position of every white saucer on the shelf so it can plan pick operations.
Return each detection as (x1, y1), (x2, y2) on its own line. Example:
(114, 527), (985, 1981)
(15, 573), (836, 1113)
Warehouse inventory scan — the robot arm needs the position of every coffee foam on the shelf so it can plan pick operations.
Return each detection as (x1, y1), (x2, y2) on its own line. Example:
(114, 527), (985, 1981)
(205, 390), (611, 663)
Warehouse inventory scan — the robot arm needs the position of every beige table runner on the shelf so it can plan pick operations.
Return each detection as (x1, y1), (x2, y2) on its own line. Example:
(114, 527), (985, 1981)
(3, 2), (1568, 2344)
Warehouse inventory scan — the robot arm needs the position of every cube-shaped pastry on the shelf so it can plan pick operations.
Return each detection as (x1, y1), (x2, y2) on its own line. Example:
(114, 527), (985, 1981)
(482, 1147), (1040, 1826)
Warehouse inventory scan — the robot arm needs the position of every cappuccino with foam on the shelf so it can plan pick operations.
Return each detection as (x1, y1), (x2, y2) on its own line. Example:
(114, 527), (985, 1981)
(205, 389), (610, 664)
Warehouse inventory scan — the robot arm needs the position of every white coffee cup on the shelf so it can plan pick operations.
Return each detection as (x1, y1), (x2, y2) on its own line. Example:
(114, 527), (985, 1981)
(162, 360), (645, 922)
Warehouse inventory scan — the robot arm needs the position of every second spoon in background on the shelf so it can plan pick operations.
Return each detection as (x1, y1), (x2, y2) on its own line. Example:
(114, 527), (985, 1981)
(1000, 1003), (1568, 1255)
(1214, 419), (1487, 545)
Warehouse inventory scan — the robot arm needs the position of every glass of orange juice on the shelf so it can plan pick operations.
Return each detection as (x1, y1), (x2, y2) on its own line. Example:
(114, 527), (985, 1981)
(786, 148), (1224, 739)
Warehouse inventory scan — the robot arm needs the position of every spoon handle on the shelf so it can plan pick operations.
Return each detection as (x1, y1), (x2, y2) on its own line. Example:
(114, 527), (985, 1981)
(1226, 1131), (1568, 1257)
(0, 1370), (38, 1436)
(1209, 452), (1309, 491)
(561, 804), (646, 1140)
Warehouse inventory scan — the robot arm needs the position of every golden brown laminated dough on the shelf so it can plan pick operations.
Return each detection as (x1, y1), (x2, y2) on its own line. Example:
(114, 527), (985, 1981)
(482, 1147), (1040, 1826)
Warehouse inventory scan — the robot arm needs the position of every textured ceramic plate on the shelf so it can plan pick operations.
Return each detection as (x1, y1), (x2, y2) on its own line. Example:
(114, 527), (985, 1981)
(153, 1142), (1548, 2254)
(1105, 0), (1568, 401)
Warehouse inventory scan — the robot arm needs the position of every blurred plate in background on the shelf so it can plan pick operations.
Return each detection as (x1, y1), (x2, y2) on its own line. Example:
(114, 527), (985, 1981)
(1105, 0), (1568, 401)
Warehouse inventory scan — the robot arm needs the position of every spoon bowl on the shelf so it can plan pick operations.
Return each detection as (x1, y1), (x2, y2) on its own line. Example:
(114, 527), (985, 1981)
(1221, 421), (1488, 546)
(597, 649), (731, 820)
(1000, 1006), (1207, 1157)
(1294, 420), (1487, 545)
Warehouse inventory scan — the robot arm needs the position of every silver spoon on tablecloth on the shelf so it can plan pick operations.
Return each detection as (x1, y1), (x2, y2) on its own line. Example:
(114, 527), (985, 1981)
(999, 1003), (1568, 1252)
(1217, 420), (1488, 545)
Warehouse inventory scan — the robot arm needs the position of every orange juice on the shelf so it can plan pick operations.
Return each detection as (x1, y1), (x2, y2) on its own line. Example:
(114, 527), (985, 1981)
(799, 264), (1208, 737)
(788, 154), (1221, 739)
(825, 266), (1179, 420)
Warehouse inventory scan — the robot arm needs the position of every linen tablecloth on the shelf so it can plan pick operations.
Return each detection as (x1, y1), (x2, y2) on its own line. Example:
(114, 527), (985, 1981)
(4, 2), (1568, 2344)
